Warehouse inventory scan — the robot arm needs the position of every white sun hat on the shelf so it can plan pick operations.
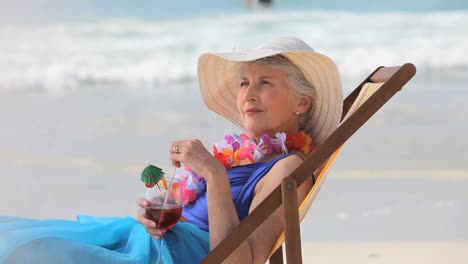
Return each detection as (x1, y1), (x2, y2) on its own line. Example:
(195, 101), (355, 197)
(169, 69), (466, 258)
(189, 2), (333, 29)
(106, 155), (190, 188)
(197, 36), (343, 146)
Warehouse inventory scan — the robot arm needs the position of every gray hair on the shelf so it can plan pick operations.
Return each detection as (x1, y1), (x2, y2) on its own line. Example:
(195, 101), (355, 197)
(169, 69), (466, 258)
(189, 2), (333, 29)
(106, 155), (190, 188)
(238, 55), (316, 135)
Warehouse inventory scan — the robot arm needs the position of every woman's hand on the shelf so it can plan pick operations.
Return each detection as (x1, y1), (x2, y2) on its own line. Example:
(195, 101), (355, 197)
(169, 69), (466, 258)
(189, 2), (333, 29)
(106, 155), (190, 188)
(169, 138), (226, 182)
(136, 198), (187, 239)
(136, 198), (164, 239)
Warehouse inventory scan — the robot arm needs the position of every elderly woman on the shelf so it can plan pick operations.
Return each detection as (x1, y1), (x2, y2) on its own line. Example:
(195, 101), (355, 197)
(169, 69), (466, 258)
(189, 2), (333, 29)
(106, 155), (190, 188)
(138, 36), (342, 263)
(0, 36), (342, 264)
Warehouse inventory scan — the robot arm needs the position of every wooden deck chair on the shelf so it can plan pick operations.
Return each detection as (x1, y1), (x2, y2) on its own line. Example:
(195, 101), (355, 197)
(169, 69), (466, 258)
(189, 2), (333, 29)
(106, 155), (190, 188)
(201, 63), (417, 264)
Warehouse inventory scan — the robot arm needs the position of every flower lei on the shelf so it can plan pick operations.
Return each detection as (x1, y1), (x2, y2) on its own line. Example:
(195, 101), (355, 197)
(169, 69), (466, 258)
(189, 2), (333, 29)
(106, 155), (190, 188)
(212, 131), (313, 168)
(173, 131), (314, 206)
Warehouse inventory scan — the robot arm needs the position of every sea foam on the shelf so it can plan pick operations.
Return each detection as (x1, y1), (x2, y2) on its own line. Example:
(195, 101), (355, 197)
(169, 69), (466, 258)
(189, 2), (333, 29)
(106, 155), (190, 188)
(1, 10), (467, 93)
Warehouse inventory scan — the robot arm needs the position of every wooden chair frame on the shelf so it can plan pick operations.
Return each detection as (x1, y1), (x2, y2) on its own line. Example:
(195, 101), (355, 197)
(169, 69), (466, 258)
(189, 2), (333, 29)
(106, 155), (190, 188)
(201, 63), (417, 264)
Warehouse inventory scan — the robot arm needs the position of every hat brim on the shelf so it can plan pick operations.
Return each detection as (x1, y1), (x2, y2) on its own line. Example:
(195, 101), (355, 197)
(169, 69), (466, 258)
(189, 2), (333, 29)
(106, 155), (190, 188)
(197, 49), (343, 146)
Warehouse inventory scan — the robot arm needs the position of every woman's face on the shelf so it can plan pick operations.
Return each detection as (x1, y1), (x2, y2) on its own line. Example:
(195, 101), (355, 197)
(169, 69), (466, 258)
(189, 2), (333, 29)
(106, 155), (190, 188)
(236, 63), (300, 138)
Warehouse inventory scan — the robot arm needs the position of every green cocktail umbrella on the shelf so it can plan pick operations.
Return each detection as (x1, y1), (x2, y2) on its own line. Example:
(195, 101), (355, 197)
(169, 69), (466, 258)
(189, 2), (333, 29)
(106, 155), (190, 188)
(140, 164), (167, 189)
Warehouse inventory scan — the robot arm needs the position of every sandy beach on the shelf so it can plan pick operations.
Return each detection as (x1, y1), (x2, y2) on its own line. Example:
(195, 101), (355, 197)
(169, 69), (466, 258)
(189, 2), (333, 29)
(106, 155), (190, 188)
(299, 241), (468, 264)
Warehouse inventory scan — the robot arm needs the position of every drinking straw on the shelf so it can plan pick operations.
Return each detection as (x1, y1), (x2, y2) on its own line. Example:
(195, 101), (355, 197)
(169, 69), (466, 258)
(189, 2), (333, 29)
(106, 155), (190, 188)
(162, 135), (191, 206)
(162, 167), (177, 206)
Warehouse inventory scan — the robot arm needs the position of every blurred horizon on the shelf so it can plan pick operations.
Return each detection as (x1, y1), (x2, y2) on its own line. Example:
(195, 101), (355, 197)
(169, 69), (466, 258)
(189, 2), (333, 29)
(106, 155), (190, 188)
(2, 0), (468, 25)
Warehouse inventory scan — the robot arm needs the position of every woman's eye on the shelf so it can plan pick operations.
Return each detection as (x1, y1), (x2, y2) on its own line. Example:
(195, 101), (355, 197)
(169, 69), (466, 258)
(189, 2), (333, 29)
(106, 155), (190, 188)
(260, 80), (271, 85)
(240, 81), (249, 87)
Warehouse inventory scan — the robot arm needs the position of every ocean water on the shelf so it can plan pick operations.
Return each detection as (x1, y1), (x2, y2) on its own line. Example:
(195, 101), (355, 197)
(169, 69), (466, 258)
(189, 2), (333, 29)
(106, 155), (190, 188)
(0, 1), (467, 242)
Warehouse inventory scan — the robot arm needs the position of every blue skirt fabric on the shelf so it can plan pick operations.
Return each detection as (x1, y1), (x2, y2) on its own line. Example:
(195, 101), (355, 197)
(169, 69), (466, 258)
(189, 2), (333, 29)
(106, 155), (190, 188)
(0, 215), (210, 264)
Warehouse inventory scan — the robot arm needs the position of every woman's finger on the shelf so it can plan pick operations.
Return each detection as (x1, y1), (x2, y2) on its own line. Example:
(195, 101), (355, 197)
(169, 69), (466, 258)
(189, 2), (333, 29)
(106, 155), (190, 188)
(171, 160), (181, 168)
(169, 140), (188, 154)
(137, 208), (156, 228)
(145, 227), (159, 236)
(136, 198), (149, 208)
(144, 227), (166, 239)
(139, 216), (156, 228)
(169, 140), (187, 167)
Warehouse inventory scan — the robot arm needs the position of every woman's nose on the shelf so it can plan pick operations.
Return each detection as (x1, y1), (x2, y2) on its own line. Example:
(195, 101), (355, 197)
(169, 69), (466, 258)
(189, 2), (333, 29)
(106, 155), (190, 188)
(244, 85), (258, 102)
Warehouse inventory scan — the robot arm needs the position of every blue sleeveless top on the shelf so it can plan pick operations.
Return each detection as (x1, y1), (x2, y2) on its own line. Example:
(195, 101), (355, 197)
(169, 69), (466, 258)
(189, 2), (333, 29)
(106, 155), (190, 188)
(0, 154), (293, 264)
(183, 154), (293, 232)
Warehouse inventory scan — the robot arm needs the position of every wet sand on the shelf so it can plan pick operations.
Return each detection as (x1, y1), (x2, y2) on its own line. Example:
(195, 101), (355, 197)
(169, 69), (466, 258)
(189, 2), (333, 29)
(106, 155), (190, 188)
(300, 241), (468, 264)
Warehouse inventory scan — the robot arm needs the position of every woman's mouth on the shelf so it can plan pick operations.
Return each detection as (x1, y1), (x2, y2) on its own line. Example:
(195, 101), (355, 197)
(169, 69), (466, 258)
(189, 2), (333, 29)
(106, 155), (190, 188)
(244, 108), (263, 116)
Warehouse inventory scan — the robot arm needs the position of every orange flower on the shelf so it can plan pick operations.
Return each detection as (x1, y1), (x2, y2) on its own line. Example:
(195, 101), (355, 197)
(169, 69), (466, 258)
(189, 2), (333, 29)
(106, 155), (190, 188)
(213, 146), (232, 168)
(286, 131), (314, 155)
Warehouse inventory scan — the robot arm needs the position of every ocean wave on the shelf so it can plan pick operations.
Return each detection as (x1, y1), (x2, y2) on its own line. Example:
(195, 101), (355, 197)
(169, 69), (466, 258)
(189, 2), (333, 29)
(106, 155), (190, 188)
(1, 10), (467, 93)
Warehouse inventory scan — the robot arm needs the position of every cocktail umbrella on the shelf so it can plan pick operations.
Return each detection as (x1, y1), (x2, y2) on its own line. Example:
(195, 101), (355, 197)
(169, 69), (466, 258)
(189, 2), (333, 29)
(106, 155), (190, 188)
(140, 164), (167, 189)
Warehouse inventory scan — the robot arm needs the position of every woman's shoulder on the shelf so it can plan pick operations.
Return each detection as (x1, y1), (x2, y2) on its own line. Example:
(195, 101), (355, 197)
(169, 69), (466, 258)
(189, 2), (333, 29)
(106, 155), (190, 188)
(263, 152), (304, 168)
(268, 153), (303, 174)
(255, 153), (304, 193)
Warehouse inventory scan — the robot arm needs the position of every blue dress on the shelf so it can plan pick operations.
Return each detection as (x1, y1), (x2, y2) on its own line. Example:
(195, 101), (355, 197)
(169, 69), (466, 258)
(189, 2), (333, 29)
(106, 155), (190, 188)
(0, 154), (291, 264)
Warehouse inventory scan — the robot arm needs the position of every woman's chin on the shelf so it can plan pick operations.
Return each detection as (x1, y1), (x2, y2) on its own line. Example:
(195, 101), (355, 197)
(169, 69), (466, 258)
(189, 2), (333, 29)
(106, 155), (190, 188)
(244, 126), (267, 137)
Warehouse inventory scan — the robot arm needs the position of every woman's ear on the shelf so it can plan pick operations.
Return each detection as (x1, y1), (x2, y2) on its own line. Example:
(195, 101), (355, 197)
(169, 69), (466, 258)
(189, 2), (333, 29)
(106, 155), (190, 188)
(296, 96), (311, 114)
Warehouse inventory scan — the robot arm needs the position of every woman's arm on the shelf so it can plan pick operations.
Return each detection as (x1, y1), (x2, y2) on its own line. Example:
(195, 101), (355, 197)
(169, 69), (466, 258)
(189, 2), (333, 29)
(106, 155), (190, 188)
(167, 140), (250, 249)
(244, 155), (311, 263)
(168, 139), (310, 263)
(168, 139), (255, 262)
(206, 154), (310, 264)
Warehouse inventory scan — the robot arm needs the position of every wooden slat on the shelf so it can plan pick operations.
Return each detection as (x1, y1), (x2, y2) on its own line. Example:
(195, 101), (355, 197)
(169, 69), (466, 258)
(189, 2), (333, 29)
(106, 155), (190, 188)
(342, 66), (382, 120)
(281, 177), (302, 263)
(201, 188), (282, 263)
(370, 66), (401, 83)
(269, 245), (283, 264)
